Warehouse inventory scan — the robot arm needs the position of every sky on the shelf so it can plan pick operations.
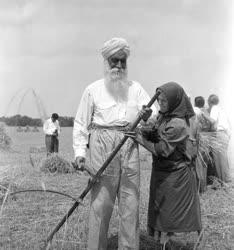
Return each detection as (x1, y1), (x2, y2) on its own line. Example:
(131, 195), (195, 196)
(0, 0), (233, 119)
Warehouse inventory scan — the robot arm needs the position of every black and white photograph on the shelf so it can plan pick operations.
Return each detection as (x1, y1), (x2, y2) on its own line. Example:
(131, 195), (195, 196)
(0, 1), (233, 249)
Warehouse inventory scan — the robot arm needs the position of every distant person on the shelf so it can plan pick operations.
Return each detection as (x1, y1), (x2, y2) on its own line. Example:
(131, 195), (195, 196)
(207, 94), (231, 183)
(43, 113), (61, 156)
(191, 96), (214, 192)
(193, 96), (214, 132)
(73, 37), (156, 250)
(194, 96), (205, 115)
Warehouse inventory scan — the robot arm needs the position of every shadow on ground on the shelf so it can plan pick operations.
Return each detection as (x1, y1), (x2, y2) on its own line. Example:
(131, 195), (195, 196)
(107, 232), (194, 250)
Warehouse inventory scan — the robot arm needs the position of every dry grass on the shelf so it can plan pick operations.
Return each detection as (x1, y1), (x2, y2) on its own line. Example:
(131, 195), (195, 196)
(40, 154), (74, 174)
(0, 127), (233, 249)
(197, 131), (229, 169)
(199, 181), (234, 250)
(0, 123), (12, 150)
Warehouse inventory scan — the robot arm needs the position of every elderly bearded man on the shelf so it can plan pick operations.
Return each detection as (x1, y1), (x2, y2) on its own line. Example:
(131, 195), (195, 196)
(73, 37), (156, 250)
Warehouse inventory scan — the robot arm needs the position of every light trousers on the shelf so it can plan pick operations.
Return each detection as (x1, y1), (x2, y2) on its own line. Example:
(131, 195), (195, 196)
(87, 128), (140, 250)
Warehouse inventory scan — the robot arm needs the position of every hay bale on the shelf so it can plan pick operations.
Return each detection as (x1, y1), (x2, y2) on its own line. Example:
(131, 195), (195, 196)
(40, 154), (74, 174)
(0, 123), (12, 150)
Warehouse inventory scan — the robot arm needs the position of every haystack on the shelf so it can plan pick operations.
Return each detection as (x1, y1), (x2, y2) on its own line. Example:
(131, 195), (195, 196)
(40, 154), (74, 174)
(196, 131), (230, 192)
(198, 131), (227, 164)
(0, 123), (12, 150)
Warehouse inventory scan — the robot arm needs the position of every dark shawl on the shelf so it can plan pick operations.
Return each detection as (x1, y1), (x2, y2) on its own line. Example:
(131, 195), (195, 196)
(156, 82), (195, 124)
(147, 82), (201, 232)
(143, 82), (195, 142)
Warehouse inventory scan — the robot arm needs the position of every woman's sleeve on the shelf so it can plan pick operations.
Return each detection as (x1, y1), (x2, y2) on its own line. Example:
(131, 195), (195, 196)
(136, 119), (188, 157)
(155, 119), (188, 157)
(134, 131), (158, 155)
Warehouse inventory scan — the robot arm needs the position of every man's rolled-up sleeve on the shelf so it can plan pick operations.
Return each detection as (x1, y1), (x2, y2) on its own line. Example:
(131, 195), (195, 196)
(73, 88), (94, 158)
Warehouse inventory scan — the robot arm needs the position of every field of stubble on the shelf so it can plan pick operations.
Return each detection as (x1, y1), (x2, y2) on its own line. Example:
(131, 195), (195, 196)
(0, 127), (234, 250)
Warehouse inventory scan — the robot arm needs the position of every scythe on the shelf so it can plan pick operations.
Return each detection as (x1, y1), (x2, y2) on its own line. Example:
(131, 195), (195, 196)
(44, 90), (159, 249)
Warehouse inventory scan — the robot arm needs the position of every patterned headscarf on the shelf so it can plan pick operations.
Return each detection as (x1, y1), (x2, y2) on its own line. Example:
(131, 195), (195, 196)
(156, 82), (195, 123)
(101, 37), (130, 59)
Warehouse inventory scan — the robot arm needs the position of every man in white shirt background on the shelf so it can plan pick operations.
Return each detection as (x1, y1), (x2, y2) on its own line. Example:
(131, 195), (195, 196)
(43, 113), (61, 156)
(73, 37), (156, 250)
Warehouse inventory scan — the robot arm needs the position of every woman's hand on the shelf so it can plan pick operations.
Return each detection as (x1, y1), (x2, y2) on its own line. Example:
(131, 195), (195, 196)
(125, 129), (158, 156)
(141, 127), (160, 143)
(139, 105), (153, 121)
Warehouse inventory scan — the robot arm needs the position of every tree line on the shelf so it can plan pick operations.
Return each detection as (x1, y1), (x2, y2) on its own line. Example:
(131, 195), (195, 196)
(0, 115), (74, 127)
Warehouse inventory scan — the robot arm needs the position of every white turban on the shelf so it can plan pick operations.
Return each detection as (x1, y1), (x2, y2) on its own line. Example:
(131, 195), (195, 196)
(101, 37), (130, 59)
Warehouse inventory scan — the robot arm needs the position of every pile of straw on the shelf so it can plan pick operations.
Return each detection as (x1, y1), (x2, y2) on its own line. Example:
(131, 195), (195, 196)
(197, 131), (228, 168)
(40, 154), (74, 174)
(0, 123), (12, 150)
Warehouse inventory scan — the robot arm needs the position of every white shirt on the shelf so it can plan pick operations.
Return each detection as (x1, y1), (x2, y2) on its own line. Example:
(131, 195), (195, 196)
(43, 118), (61, 136)
(193, 106), (202, 116)
(73, 79), (157, 158)
(210, 105), (230, 132)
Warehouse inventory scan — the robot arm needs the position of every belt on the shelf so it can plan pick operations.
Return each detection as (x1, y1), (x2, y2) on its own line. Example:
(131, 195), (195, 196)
(89, 123), (130, 132)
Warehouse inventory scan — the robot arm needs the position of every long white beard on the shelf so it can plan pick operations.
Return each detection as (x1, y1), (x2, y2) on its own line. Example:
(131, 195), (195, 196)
(104, 60), (129, 102)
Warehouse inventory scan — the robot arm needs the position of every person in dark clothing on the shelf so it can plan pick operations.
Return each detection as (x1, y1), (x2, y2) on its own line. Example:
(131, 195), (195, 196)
(126, 82), (202, 244)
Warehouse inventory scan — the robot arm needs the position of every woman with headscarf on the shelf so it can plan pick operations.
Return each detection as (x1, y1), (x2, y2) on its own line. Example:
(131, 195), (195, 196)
(126, 82), (202, 243)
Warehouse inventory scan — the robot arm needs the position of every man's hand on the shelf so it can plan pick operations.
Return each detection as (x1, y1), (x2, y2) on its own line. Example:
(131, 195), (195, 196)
(75, 157), (86, 171)
(74, 157), (96, 178)
(139, 105), (152, 121)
